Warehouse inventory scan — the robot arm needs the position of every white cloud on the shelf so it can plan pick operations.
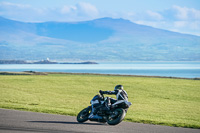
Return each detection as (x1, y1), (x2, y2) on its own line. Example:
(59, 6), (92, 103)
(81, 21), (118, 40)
(0, 2), (30, 9)
(189, 21), (200, 30)
(190, 8), (200, 20)
(61, 5), (77, 14)
(0, 2), (100, 22)
(172, 5), (189, 20)
(174, 21), (187, 28)
(76, 2), (99, 17)
(60, 2), (99, 19)
(146, 10), (163, 20)
(125, 5), (200, 36)
(171, 5), (200, 20)
(0, 2), (48, 21)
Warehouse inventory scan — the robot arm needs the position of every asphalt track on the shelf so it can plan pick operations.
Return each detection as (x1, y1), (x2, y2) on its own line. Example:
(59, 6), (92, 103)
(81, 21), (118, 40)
(0, 109), (199, 133)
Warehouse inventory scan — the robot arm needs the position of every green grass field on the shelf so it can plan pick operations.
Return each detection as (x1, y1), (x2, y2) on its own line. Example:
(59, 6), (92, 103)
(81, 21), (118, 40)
(0, 74), (200, 128)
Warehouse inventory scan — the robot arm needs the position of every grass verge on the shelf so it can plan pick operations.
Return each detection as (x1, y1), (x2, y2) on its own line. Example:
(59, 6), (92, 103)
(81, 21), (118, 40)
(0, 74), (200, 128)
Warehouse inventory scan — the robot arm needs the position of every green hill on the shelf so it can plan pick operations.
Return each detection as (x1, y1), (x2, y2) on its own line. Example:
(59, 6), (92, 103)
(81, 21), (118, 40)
(0, 17), (200, 61)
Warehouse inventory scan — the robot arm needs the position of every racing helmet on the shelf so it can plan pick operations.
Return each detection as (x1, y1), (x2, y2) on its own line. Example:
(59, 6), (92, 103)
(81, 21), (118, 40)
(114, 85), (123, 91)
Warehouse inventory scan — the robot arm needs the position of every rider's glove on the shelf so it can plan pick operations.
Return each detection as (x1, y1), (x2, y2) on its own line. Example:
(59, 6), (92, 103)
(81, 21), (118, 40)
(99, 90), (103, 95)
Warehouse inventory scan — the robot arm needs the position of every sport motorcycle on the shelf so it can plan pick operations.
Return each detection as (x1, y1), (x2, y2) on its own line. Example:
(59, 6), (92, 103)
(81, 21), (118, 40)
(77, 92), (132, 125)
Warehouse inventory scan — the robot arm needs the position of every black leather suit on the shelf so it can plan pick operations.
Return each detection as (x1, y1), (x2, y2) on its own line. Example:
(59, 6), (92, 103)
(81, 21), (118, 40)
(100, 89), (128, 109)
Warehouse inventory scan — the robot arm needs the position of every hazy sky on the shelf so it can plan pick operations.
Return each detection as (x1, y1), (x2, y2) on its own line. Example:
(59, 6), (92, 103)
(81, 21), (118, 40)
(0, 0), (200, 36)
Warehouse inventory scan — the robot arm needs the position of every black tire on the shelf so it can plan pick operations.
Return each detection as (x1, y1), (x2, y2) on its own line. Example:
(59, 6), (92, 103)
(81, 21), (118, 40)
(77, 107), (91, 123)
(107, 108), (126, 125)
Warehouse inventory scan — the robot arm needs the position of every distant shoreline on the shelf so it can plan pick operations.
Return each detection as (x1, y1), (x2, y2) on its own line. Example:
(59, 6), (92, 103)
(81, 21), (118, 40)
(0, 60), (98, 64)
(0, 71), (199, 80)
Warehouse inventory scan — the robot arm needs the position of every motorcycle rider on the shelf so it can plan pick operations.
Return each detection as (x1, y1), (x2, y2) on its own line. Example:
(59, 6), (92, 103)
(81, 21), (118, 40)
(88, 85), (128, 119)
(99, 85), (128, 110)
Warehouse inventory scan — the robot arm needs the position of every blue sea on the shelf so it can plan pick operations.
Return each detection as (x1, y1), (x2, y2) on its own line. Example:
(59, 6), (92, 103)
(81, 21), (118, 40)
(0, 62), (200, 78)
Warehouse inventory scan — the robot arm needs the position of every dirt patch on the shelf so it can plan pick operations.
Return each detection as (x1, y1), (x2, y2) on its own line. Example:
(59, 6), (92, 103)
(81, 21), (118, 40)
(0, 71), (48, 75)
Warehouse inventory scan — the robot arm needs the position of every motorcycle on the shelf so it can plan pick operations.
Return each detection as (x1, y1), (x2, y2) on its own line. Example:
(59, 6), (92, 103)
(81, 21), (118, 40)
(77, 92), (132, 125)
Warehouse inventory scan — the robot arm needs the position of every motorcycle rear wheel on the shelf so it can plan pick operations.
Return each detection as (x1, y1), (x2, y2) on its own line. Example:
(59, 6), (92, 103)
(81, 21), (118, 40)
(77, 107), (91, 123)
(107, 108), (125, 125)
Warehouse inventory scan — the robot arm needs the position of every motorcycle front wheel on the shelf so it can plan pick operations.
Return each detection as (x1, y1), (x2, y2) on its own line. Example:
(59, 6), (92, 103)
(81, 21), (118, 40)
(107, 108), (126, 125)
(77, 107), (91, 123)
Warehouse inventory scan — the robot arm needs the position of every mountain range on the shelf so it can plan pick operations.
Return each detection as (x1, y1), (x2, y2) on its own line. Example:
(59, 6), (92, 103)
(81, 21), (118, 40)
(0, 16), (200, 61)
